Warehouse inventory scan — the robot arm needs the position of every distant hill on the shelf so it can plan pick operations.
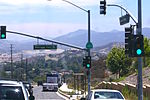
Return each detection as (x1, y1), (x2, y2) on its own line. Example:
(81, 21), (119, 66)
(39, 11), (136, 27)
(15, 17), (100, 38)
(54, 28), (150, 48)
(54, 29), (124, 47)
(0, 28), (150, 53)
(92, 42), (124, 54)
(0, 40), (35, 53)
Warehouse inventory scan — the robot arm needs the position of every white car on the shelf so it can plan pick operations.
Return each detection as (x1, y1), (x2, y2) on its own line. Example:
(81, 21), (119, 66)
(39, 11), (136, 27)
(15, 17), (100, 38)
(87, 89), (125, 100)
(0, 80), (34, 100)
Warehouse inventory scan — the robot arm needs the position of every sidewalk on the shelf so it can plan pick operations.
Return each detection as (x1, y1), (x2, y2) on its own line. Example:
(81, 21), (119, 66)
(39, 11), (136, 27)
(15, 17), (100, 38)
(59, 83), (73, 93)
(59, 83), (84, 100)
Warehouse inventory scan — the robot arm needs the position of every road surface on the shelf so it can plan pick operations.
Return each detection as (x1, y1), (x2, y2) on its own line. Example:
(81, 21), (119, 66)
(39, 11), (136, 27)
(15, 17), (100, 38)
(33, 86), (67, 100)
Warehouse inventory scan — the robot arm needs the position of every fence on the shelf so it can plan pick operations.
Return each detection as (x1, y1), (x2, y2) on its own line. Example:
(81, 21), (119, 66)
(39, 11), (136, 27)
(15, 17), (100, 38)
(94, 81), (150, 99)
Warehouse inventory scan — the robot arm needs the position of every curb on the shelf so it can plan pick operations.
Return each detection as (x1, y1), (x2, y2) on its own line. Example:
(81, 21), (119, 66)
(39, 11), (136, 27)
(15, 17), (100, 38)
(58, 89), (70, 99)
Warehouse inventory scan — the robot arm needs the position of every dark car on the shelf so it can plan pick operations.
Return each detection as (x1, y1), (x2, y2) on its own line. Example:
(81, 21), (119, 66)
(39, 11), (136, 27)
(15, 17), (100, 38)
(37, 81), (43, 86)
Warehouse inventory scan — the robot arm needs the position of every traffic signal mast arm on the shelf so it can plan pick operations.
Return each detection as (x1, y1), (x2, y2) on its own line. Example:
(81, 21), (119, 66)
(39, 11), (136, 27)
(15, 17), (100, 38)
(6, 30), (86, 51)
(107, 4), (138, 24)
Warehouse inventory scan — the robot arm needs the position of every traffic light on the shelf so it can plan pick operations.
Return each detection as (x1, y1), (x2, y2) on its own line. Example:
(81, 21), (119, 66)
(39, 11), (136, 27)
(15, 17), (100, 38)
(100, 0), (106, 15)
(82, 56), (91, 68)
(83, 57), (86, 67)
(86, 56), (91, 68)
(125, 27), (134, 57)
(133, 35), (144, 57)
(0, 26), (6, 39)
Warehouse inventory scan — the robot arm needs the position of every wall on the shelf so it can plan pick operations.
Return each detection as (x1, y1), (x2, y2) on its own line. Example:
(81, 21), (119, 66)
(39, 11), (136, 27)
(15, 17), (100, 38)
(94, 81), (150, 99)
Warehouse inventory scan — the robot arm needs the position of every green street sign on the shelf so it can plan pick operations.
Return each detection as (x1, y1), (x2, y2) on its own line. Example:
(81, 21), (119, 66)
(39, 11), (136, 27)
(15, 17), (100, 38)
(86, 42), (93, 49)
(33, 45), (57, 50)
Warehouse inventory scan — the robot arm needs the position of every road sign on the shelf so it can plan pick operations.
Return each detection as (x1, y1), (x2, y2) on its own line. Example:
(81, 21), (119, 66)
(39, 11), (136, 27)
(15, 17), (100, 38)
(33, 44), (57, 50)
(119, 14), (130, 25)
(86, 42), (93, 49)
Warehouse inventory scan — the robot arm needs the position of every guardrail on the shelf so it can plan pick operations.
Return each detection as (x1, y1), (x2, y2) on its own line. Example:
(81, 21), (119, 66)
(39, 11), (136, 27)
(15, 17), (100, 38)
(94, 81), (150, 99)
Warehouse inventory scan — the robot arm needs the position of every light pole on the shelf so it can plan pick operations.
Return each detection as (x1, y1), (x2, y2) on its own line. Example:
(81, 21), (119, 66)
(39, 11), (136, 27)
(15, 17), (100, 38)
(48, 0), (91, 97)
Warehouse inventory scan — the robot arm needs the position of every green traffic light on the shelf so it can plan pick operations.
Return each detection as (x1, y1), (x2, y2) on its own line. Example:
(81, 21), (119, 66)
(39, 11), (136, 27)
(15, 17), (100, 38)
(1, 34), (5, 38)
(87, 64), (90, 68)
(137, 49), (142, 55)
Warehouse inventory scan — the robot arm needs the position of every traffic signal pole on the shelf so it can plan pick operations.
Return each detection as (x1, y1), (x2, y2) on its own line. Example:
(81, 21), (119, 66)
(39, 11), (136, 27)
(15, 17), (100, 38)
(87, 10), (91, 97)
(105, 2), (143, 99)
(137, 0), (143, 99)
(58, 0), (92, 97)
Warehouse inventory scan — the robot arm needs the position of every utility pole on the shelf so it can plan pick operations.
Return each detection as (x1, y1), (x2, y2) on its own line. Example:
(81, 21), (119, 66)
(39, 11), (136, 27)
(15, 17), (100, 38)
(10, 44), (13, 79)
(137, 0), (143, 100)
(26, 58), (28, 81)
(21, 53), (23, 80)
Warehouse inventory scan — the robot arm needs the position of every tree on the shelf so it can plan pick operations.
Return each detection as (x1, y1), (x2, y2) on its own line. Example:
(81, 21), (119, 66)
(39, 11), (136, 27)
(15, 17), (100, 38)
(143, 37), (150, 67)
(106, 47), (132, 78)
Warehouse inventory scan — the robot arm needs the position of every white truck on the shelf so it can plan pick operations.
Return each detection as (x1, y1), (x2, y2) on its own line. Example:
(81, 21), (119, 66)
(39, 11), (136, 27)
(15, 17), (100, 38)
(43, 73), (61, 91)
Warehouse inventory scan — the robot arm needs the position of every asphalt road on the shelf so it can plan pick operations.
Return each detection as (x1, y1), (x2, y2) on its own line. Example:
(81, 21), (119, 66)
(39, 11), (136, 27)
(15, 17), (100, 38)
(33, 86), (66, 100)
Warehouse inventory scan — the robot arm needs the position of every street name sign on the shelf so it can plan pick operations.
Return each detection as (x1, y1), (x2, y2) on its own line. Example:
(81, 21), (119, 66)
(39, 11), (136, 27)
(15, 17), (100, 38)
(119, 14), (130, 25)
(33, 44), (57, 50)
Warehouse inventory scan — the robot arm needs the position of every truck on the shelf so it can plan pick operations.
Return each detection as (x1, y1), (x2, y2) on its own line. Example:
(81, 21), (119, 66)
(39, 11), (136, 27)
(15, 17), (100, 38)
(42, 73), (62, 91)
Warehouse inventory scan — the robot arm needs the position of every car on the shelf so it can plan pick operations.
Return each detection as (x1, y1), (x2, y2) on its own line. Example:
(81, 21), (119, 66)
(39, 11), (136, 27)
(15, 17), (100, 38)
(86, 89), (125, 100)
(42, 82), (58, 92)
(37, 81), (43, 86)
(0, 80), (35, 100)
(23, 81), (33, 95)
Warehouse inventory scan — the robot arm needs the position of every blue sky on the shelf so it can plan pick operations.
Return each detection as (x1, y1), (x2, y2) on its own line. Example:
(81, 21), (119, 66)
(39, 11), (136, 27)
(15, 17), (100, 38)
(0, 0), (149, 40)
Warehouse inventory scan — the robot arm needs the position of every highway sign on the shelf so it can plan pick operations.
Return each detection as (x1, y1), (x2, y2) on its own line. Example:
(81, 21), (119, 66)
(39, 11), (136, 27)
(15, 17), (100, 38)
(33, 44), (57, 50)
(119, 14), (130, 25)
(86, 42), (93, 49)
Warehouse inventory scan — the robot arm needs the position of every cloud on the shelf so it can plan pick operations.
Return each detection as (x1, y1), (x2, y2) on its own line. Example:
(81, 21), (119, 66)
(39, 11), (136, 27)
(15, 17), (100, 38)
(0, 0), (118, 6)
(0, 0), (119, 15)
(6, 22), (86, 38)
(0, 0), (47, 5)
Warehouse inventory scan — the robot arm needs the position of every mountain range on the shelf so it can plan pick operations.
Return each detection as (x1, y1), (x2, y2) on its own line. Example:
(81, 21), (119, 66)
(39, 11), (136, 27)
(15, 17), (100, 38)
(54, 27), (150, 47)
(0, 28), (150, 53)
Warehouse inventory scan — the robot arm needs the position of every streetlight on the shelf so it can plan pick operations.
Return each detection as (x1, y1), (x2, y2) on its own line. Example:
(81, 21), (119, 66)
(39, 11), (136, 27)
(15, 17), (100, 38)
(48, 0), (92, 97)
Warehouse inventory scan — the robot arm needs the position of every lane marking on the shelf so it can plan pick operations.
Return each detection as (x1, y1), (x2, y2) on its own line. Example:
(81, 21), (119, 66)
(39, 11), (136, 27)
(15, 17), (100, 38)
(56, 92), (70, 100)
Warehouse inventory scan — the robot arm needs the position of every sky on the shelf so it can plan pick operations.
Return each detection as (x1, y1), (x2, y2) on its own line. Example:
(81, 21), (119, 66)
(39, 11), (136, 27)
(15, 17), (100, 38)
(0, 0), (149, 40)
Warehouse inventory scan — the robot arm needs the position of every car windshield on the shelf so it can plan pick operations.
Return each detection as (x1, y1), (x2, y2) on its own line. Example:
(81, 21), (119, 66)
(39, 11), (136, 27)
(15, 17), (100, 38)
(94, 91), (124, 99)
(47, 77), (57, 83)
(0, 86), (25, 100)
(24, 83), (30, 89)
